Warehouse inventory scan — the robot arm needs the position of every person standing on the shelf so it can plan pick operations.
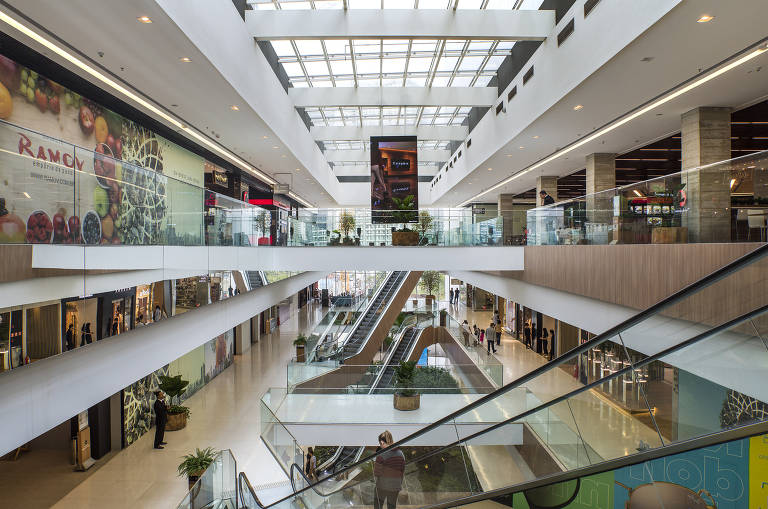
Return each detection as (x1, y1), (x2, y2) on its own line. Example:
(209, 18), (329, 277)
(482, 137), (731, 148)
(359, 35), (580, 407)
(524, 321), (532, 349)
(153, 305), (164, 322)
(486, 322), (497, 354)
(449, 288), (454, 305)
(374, 431), (405, 509)
(80, 323), (93, 347)
(305, 447), (317, 481)
(153, 391), (168, 449)
(461, 320), (471, 347)
(541, 328), (549, 356)
(539, 190), (555, 206)
(65, 323), (75, 351)
(495, 321), (503, 347)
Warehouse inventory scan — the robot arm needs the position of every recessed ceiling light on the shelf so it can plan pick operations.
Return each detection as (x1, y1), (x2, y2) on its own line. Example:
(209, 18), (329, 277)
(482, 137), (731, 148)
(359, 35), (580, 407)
(263, 135), (269, 139)
(179, 57), (192, 63)
(533, 135), (539, 139)
(230, 105), (239, 111)
(506, 154), (513, 157)
(573, 104), (584, 111)
(295, 168), (301, 171)
(487, 167), (492, 171)
(519, 146), (525, 149)
(137, 16), (152, 23)
(272, 146), (279, 149)
(697, 15), (714, 23)
(281, 154), (287, 158)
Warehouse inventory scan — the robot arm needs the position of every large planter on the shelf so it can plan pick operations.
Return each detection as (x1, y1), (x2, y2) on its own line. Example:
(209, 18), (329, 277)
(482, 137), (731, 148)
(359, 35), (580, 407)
(392, 231), (419, 246)
(188, 471), (204, 490)
(296, 345), (306, 362)
(424, 295), (436, 307)
(166, 412), (188, 431)
(393, 393), (420, 411)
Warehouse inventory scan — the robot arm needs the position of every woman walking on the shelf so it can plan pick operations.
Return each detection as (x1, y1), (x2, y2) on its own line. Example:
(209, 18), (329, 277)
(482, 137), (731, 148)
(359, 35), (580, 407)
(305, 447), (317, 481)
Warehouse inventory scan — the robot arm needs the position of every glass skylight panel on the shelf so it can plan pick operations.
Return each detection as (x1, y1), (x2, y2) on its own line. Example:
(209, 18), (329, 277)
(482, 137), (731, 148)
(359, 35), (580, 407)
(330, 59), (354, 76)
(281, 62), (305, 77)
(474, 74), (493, 86)
(282, 1), (312, 9)
(271, 41), (296, 57)
(457, 0), (483, 9)
(315, 0), (344, 8)
(459, 55), (485, 71)
(348, 0), (379, 8)
(323, 40), (349, 55)
(450, 76), (473, 86)
(407, 57), (432, 73)
(357, 78), (380, 87)
(382, 57), (407, 74)
(295, 39), (324, 55)
(404, 76), (427, 87)
(303, 60), (331, 76)
(355, 58), (380, 75)
(383, 0), (415, 8)
(431, 76), (450, 86)
(437, 56), (459, 72)
(418, 0), (450, 8)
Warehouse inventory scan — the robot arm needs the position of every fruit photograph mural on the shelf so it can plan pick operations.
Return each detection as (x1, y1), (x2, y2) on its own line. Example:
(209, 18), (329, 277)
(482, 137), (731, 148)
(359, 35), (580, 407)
(0, 51), (204, 246)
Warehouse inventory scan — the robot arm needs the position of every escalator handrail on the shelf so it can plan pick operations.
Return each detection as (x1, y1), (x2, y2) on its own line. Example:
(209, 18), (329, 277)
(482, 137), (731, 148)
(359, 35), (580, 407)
(263, 243), (768, 507)
(238, 471), (265, 508)
(332, 271), (394, 358)
(288, 462), (370, 499)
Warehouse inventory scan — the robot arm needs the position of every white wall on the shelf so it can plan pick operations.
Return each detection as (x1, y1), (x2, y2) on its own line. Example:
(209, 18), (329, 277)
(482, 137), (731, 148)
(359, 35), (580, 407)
(0, 271), (323, 456)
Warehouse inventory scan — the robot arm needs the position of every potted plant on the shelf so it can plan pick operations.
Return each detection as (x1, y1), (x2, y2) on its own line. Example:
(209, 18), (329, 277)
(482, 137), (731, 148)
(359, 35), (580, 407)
(420, 271), (440, 306)
(417, 211), (433, 245)
(393, 360), (420, 410)
(391, 196), (419, 246)
(255, 210), (270, 245)
(178, 447), (217, 490)
(339, 211), (356, 246)
(329, 230), (341, 246)
(158, 374), (191, 431)
(294, 334), (308, 362)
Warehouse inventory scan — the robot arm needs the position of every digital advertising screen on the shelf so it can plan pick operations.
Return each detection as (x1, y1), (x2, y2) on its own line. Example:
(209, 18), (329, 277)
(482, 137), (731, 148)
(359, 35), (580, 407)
(370, 136), (418, 223)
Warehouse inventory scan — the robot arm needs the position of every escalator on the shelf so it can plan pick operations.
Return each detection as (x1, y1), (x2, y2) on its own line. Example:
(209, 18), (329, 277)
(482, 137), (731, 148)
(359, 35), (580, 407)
(244, 244), (768, 509)
(246, 271), (265, 290)
(336, 271), (409, 361)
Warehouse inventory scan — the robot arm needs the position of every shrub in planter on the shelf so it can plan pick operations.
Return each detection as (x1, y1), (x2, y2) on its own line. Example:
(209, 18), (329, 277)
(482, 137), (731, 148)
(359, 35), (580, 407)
(294, 334), (308, 362)
(178, 447), (217, 490)
(393, 360), (420, 411)
(158, 374), (190, 431)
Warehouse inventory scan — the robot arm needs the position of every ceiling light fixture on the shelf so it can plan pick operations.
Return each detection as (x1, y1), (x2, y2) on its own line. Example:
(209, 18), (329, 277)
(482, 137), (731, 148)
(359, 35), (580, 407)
(519, 146), (525, 149)
(262, 135), (269, 139)
(533, 135), (539, 139)
(633, 189), (644, 197)
(272, 146), (279, 149)
(137, 16), (152, 23)
(230, 105), (239, 111)
(730, 178), (737, 190)
(179, 57), (192, 63)
(23, 191), (31, 199)
(487, 167), (493, 171)
(0, 10), (277, 186)
(697, 15), (714, 23)
(573, 104), (584, 111)
(456, 41), (768, 207)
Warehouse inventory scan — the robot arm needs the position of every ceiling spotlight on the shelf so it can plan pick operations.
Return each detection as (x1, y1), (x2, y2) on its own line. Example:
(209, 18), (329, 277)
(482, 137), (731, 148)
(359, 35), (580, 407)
(230, 105), (239, 111)
(263, 135), (269, 139)
(487, 167), (493, 171)
(573, 104), (584, 111)
(506, 154), (513, 157)
(697, 15), (714, 23)
(281, 154), (287, 158)
(533, 135), (539, 139)
(272, 146), (279, 149)
(519, 146), (525, 149)
(633, 189), (644, 197)
(137, 16), (152, 23)
(179, 57), (192, 63)
(295, 168), (301, 171)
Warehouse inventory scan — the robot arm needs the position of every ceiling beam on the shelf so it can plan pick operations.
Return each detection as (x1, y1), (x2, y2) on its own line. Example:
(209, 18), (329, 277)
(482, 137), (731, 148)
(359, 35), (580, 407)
(289, 87), (497, 107)
(310, 125), (468, 141)
(324, 148), (451, 162)
(245, 9), (554, 40)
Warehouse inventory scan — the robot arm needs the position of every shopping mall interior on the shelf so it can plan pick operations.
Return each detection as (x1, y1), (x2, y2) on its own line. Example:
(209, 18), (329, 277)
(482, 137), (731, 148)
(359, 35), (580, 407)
(0, 0), (767, 508)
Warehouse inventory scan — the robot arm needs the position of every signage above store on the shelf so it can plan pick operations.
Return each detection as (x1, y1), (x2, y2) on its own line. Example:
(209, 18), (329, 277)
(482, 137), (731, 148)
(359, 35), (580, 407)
(472, 206), (487, 215)
(213, 170), (229, 187)
(250, 198), (290, 210)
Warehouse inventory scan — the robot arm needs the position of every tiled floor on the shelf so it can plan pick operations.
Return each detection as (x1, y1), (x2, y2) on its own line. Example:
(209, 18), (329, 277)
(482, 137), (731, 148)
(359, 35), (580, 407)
(1, 302), (324, 509)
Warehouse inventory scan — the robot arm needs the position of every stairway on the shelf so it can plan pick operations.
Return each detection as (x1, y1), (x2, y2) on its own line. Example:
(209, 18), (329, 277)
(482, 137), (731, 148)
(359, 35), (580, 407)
(374, 327), (421, 391)
(247, 271), (265, 290)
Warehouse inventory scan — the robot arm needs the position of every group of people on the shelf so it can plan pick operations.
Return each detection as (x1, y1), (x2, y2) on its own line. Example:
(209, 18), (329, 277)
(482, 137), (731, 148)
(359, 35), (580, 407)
(304, 430), (405, 509)
(64, 322), (93, 351)
(136, 305), (167, 328)
(448, 287), (461, 305)
(523, 320), (555, 359)
(460, 310), (503, 355)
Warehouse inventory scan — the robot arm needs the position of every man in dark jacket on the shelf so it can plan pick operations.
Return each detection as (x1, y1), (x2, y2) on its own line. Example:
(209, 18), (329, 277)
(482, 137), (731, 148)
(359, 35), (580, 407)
(374, 431), (405, 509)
(153, 391), (168, 449)
(539, 189), (555, 206)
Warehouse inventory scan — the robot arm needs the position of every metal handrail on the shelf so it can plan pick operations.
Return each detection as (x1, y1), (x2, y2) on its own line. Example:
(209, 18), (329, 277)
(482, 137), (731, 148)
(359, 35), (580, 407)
(262, 242), (768, 508)
(238, 471), (265, 508)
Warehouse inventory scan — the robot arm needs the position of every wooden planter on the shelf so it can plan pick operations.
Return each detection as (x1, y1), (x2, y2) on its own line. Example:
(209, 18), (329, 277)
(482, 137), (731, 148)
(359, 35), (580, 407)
(166, 412), (187, 431)
(296, 345), (306, 362)
(392, 231), (419, 246)
(188, 471), (204, 490)
(393, 393), (420, 411)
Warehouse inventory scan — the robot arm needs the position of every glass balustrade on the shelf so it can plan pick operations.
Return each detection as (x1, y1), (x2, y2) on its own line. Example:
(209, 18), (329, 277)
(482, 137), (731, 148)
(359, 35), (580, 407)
(174, 449), (237, 509)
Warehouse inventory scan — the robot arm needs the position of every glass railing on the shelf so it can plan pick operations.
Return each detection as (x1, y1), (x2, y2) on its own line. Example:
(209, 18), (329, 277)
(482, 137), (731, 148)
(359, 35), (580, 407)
(444, 313), (504, 388)
(260, 394), (306, 475)
(174, 449), (237, 509)
(527, 149), (768, 245)
(261, 243), (768, 509)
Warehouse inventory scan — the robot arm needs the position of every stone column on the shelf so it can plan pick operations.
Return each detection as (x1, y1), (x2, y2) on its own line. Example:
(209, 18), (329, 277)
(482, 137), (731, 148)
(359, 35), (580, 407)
(498, 193), (515, 245)
(536, 176), (558, 205)
(681, 107), (731, 242)
(586, 153), (616, 224)
(535, 176), (558, 244)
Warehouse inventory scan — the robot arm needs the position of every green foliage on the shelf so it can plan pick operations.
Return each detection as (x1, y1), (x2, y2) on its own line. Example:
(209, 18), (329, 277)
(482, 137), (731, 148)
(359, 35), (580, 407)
(413, 366), (460, 394)
(158, 374), (189, 404)
(420, 271), (441, 296)
(293, 334), (308, 346)
(177, 447), (217, 478)
(339, 211), (356, 238)
(417, 211), (433, 236)
(394, 360), (418, 397)
(169, 405), (191, 418)
(255, 210), (269, 236)
(393, 312), (411, 328)
(383, 335), (394, 350)
(392, 195), (417, 227)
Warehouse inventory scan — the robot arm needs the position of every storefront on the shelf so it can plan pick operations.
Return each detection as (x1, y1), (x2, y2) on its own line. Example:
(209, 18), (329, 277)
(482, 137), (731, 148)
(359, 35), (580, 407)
(175, 276), (210, 313)
(0, 307), (23, 371)
(98, 288), (135, 340)
(134, 285), (152, 325)
(24, 301), (61, 361)
(62, 297), (99, 350)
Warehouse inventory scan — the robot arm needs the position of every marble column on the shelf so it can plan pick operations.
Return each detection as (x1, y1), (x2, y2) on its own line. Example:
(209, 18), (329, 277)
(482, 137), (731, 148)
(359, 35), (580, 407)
(586, 153), (616, 225)
(536, 176), (558, 205)
(681, 107), (731, 242)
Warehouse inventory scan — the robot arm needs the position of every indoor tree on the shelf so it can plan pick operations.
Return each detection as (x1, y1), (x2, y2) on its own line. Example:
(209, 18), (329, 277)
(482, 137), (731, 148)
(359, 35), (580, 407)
(420, 271), (441, 298)
(417, 210), (433, 243)
(339, 211), (356, 242)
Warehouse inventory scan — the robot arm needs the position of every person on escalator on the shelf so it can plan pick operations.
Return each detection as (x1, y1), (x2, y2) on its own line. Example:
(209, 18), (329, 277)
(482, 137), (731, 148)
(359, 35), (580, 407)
(461, 320), (471, 347)
(374, 430), (405, 509)
(305, 447), (317, 481)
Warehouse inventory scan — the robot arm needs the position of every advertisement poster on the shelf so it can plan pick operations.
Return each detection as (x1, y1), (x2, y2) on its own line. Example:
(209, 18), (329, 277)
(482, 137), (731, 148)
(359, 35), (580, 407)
(0, 52), (204, 245)
(204, 330), (233, 382)
(370, 136), (418, 222)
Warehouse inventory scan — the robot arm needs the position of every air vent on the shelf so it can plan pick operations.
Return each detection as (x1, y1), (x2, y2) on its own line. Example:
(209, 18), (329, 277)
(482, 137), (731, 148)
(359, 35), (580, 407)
(507, 86), (517, 102)
(584, 0), (601, 17)
(523, 66), (534, 85)
(496, 102), (504, 115)
(557, 18), (574, 46)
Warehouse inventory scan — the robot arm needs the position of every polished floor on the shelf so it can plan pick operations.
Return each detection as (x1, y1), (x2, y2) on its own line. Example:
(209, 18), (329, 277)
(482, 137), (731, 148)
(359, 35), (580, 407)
(0, 301), (324, 509)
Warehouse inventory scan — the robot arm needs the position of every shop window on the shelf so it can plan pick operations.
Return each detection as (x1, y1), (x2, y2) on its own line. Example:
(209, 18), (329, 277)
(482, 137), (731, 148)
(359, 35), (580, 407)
(558, 18), (575, 46)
